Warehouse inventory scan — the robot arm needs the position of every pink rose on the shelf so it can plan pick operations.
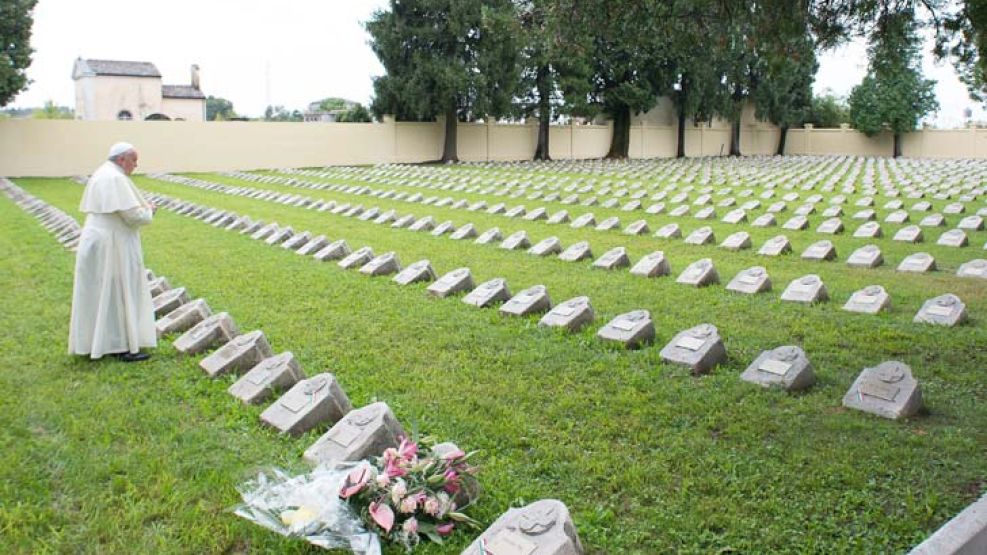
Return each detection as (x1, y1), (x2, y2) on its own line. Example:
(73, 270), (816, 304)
(423, 496), (440, 516)
(436, 522), (455, 536)
(390, 478), (407, 505)
(369, 501), (395, 532)
(402, 516), (419, 535)
(399, 493), (421, 514)
(339, 466), (370, 499)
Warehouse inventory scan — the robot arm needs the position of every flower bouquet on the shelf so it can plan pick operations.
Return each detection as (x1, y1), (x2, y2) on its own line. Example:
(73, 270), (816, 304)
(339, 437), (481, 551)
(234, 436), (480, 553)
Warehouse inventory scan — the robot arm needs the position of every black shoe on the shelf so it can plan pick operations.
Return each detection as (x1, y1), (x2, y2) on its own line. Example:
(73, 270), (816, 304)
(115, 352), (151, 362)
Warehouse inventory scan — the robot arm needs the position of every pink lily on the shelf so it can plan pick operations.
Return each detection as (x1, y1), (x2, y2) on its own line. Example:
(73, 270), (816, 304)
(402, 516), (419, 535)
(384, 457), (408, 479)
(441, 448), (466, 461)
(443, 469), (460, 494)
(339, 466), (370, 499)
(369, 501), (395, 532)
(436, 522), (455, 536)
(396, 437), (418, 461)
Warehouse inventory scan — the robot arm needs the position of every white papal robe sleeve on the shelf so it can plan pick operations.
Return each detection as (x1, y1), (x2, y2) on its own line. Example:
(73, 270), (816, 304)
(118, 206), (153, 227)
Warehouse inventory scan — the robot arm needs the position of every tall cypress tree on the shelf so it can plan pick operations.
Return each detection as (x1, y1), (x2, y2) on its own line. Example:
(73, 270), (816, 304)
(367, 0), (518, 163)
(0, 0), (37, 107)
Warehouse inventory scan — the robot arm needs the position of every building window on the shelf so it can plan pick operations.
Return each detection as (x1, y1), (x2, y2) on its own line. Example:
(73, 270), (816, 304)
(117, 110), (133, 120)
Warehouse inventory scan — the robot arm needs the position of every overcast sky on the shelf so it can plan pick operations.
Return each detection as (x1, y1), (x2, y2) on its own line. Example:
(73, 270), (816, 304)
(9, 0), (986, 127)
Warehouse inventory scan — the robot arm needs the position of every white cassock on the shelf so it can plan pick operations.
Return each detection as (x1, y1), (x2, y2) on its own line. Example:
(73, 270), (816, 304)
(68, 160), (157, 358)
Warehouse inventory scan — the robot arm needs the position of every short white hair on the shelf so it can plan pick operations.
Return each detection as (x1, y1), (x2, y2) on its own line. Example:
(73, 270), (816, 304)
(108, 142), (136, 160)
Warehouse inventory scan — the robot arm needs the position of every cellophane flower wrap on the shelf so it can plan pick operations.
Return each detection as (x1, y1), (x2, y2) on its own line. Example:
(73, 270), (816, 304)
(233, 437), (479, 553)
(339, 437), (481, 551)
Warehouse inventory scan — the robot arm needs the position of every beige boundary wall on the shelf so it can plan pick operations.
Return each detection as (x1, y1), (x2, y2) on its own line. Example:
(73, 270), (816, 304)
(2, 118), (986, 177)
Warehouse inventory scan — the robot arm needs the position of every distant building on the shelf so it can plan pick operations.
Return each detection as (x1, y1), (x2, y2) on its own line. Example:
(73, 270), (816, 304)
(72, 58), (206, 121)
(303, 99), (358, 123)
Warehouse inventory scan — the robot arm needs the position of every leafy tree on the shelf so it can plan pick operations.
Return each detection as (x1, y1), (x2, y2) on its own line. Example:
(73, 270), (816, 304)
(937, 0), (987, 101)
(263, 105), (302, 122)
(753, 25), (817, 154)
(0, 0), (37, 107)
(336, 103), (372, 122)
(849, 8), (938, 156)
(367, 0), (519, 162)
(206, 96), (237, 121)
(31, 100), (73, 119)
(805, 92), (852, 127)
(514, 0), (592, 160)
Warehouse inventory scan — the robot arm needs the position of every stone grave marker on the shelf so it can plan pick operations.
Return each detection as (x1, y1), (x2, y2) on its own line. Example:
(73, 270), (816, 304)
(173, 312), (239, 355)
(720, 231), (752, 251)
(741, 346), (814, 391)
(595, 216), (621, 231)
(529, 236), (563, 257)
(391, 214), (416, 229)
(816, 218), (844, 234)
(505, 205), (527, 219)
(842, 361), (922, 420)
(538, 296), (594, 332)
(427, 268), (474, 297)
(780, 274), (828, 304)
(684, 226), (715, 246)
(645, 202), (666, 215)
(500, 285), (552, 317)
(958, 215), (984, 231)
(373, 209), (396, 225)
(722, 208), (747, 224)
(155, 298), (211, 337)
(408, 216), (435, 232)
(676, 258), (718, 287)
(500, 230), (531, 250)
(486, 202), (506, 215)
(547, 210), (570, 224)
(852, 209), (876, 221)
(229, 352), (305, 405)
(897, 252), (936, 273)
(359, 251), (401, 277)
(148, 276), (171, 297)
(463, 499), (584, 555)
(430, 220), (456, 237)
(847, 244), (884, 268)
(597, 309), (655, 349)
(885, 210), (910, 224)
(314, 240), (351, 262)
(281, 231), (312, 251)
(766, 201), (786, 213)
(957, 258), (987, 279)
(669, 205), (690, 217)
(463, 278), (512, 308)
(467, 200), (487, 212)
(261, 373), (353, 436)
(937, 229), (969, 247)
(559, 241), (593, 262)
(801, 240), (837, 261)
(450, 223), (478, 240)
(843, 285), (891, 314)
(794, 204), (816, 216)
(200, 330), (274, 378)
(655, 223), (682, 239)
(726, 266), (771, 294)
(296, 235), (330, 256)
(393, 259), (436, 285)
(630, 251), (670, 278)
(893, 225), (924, 243)
(914, 293), (967, 327)
(624, 219), (649, 235)
(264, 226), (294, 246)
(592, 247), (630, 270)
(152, 287), (190, 318)
(338, 246), (375, 269)
(853, 221), (882, 238)
(475, 227), (503, 245)
(919, 213), (946, 227)
(621, 200), (642, 212)
(659, 323), (726, 374)
(357, 207), (381, 221)
(302, 402), (405, 464)
(524, 207), (548, 221)
(694, 207), (716, 220)
(943, 202), (966, 214)
(751, 214), (777, 227)
(781, 215), (809, 230)
(822, 206), (843, 218)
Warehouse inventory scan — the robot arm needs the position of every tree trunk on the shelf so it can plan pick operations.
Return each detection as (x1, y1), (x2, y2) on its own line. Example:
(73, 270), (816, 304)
(676, 106), (687, 158)
(534, 65), (551, 161)
(893, 133), (901, 157)
(776, 125), (789, 156)
(441, 107), (458, 163)
(606, 104), (631, 159)
(729, 117), (741, 156)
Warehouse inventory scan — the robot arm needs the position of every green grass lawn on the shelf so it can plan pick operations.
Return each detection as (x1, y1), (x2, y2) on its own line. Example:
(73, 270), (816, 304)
(3, 165), (986, 554)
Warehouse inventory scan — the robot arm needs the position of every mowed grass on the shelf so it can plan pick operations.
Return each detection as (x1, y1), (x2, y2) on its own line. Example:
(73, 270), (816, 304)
(2, 171), (985, 554)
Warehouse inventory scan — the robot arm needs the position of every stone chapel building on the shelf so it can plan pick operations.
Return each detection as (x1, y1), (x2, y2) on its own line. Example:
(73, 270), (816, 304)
(72, 58), (206, 121)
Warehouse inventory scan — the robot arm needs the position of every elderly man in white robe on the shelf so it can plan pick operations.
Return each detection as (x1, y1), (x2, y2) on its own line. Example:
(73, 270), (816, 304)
(69, 142), (158, 361)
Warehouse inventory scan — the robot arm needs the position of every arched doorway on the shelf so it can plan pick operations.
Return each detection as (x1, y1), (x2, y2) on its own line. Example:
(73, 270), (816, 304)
(145, 113), (171, 121)
(117, 110), (133, 120)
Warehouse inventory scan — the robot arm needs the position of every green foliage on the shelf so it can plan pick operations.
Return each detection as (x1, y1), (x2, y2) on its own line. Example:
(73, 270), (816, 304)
(937, 0), (987, 101)
(806, 92), (851, 128)
(0, 0), (37, 107)
(206, 96), (237, 121)
(849, 8), (938, 155)
(336, 103), (372, 123)
(31, 100), (73, 120)
(263, 105), (303, 122)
